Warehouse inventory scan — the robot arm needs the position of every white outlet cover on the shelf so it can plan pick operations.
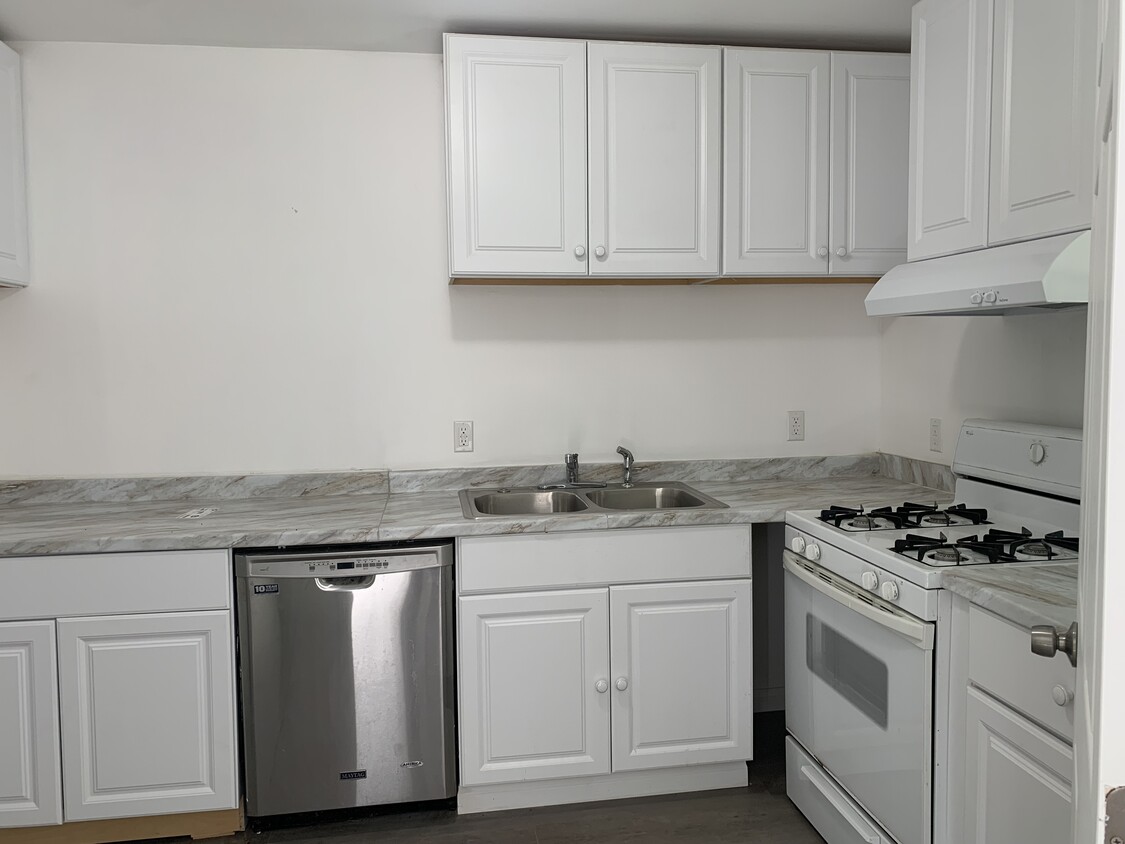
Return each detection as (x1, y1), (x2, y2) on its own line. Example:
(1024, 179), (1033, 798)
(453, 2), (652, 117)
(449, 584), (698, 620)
(454, 420), (474, 453)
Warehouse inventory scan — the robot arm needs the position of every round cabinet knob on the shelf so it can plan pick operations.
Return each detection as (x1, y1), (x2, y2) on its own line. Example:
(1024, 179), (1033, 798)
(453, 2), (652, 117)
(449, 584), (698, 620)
(595, 679), (609, 694)
(983, 290), (998, 304)
(1052, 684), (1074, 706)
(1030, 443), (1047, 464)
(861, 571), (879, 591)
(880, 581), (900, 602)
(575, 245), (586, 258)
(806, 543), (821, 562)
(615, 677), (629, 692)
(835, 247), (848, 257)
(791, 536), (806, 554)
(817, 246), (829, 258)
(970, 292), (984, 305)
(594, 245), (607, 259)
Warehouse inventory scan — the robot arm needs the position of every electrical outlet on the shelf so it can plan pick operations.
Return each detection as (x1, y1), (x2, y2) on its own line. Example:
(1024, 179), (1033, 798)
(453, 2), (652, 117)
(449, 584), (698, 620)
(454, 421), (474, 453)
(788, 411), (805, 442)
(930, 418), (943, 453)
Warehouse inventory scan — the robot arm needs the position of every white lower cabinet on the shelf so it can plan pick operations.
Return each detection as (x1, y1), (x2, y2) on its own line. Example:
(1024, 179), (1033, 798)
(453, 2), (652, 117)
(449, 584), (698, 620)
(610, 581), (752, 771)
(458, 574), (752, 788)
(0, 621), (61, 828)
(459, 590), (611, 785)
(0, 550), (237, 831)
(57, 611), (237, 821)
(963, 687), (1073, 844)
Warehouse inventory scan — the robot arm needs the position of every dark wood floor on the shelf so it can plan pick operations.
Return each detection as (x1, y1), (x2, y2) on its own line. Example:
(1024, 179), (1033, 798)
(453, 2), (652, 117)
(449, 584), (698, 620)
(153, 716), (824, 844)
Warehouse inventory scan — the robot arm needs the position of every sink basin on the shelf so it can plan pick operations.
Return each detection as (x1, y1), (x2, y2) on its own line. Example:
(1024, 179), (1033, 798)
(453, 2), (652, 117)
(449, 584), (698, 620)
(463, 490), (589, 517)
(585, 486), (708, 510)
(459, 482), (727, 518)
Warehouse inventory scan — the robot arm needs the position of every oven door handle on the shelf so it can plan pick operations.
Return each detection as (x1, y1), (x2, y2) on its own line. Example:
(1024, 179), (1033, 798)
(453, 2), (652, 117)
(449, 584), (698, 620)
(784, 552), (934, 650)
(799, 764), (883, 843)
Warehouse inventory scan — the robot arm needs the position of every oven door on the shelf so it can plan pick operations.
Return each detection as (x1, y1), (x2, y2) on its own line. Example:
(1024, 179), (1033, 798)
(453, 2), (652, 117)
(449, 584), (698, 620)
(784, 551), (933, 844)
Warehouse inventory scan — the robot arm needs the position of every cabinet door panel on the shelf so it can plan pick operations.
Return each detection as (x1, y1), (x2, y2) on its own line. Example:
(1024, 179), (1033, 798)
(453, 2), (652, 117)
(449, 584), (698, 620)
(988, 0), (1096, 244)
(829, 53), (910, 275)
(610, 580), (752, 771)
(458, 590), (610, 785)
(908, 0), (993, 260)
(57, 612), (237, 820)
(0, 41), (28, 287)
(964, 687), (1073, 844)
(588, 43), (721, 276)
(446, 35), (588, 277)
(0, 621), (60, 828)
(723, 50), (830, 275)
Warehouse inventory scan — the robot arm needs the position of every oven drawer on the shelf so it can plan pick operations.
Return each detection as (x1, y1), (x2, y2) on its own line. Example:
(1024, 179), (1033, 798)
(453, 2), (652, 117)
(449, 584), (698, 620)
(968, 605), (1075, 742)
(786, 737), (894, 844)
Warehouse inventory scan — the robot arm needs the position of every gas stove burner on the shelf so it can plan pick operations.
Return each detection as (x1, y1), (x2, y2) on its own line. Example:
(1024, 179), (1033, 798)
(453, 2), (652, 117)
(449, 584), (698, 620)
(930, 547), (964, 563)
(893, 501), (991, 528)
(970, 528), (1080, 561)
(1018, 541), (1053, 557)
(819, 505), (910, 531)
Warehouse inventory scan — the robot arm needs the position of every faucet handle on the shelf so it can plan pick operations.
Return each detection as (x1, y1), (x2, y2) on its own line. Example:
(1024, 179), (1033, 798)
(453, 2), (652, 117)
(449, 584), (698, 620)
(565, 452), (578, 466)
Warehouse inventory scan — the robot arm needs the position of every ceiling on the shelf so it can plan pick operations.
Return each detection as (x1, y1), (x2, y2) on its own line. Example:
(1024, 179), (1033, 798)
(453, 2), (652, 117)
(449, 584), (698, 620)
(0, 0), (913, 54)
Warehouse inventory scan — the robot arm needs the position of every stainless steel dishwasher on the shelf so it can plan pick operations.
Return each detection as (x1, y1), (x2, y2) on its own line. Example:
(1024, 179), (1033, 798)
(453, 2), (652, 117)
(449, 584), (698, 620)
(235, 544), (455, 817)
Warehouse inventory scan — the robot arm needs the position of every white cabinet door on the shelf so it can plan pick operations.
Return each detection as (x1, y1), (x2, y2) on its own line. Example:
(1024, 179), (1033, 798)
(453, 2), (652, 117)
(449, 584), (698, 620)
(0, 621), (60, 828)
(57, 612), (237, 821)
(458, 589), (611, 785)
(723, 50), (830, 276)
(964, 687), (1073, 844)
(987, 0), (1096, 245)
(908, 0), (993, 260)
(588, 42), (721, 277)
(829, 53), (911, 275)
(0, 41), (29, 287)
(609, 580), (752, 772)
(445, 35), (588, 277)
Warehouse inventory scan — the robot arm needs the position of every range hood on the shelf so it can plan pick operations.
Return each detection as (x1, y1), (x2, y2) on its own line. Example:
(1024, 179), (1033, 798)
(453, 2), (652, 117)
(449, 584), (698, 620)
(865, 231), (1090, 316)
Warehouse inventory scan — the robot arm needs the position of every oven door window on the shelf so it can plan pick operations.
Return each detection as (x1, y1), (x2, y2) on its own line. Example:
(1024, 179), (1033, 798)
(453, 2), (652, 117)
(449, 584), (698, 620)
(807, 614), (889, 729)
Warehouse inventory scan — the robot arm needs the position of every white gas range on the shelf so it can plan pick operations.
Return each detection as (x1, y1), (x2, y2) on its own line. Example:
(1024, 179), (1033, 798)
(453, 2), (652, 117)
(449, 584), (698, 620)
(783, 420), (1082, 844)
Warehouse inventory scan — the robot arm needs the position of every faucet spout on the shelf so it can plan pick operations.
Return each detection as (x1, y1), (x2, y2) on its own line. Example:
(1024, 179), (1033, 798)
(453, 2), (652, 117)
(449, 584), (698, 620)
(565, 453), (580, 484)
(616, 446), (635, 487)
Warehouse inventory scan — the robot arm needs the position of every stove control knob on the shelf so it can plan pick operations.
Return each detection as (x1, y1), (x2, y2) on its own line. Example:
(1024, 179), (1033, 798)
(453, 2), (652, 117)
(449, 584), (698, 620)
(806, 543), (822, 562)
(861, 571), (879, 591)
(880, 580), (900, 602)
(983, 290), (998, 304)
(1030, 443), (1047, 464)
(970, 292), (983, 305)
(1052, 684), (1074, 706)
(790, 535), (806, 554)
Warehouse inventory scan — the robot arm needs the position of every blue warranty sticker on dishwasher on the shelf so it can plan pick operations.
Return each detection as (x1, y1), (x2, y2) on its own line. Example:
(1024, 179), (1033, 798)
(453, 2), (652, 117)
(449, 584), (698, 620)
(253, 584), (279, 594)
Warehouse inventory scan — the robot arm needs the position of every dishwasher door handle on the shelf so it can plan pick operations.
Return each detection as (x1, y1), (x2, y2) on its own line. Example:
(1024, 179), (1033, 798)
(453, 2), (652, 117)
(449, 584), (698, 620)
(315, 575), (378, 591)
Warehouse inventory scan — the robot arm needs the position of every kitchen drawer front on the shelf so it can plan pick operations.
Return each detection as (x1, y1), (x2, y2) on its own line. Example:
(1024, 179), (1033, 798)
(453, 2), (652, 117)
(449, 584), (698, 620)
(968, 604), (1075, 741)
(785, 737), (895, 844)
(0, 551), (231, 620)
(457, 526), (751, 594)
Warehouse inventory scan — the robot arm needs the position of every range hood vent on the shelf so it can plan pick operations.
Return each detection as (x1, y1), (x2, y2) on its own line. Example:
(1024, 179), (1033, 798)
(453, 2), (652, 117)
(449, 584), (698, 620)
(865, 231), (1090, 317)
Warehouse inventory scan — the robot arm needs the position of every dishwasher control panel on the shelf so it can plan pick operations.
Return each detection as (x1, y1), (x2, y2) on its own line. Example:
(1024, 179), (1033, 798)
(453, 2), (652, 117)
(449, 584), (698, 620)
(236, 545), (452, 579)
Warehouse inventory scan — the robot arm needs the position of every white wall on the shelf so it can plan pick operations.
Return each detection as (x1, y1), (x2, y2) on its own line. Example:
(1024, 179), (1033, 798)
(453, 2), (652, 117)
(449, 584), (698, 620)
(879, 309), (1088, 462)
(0, 42), (884, 478)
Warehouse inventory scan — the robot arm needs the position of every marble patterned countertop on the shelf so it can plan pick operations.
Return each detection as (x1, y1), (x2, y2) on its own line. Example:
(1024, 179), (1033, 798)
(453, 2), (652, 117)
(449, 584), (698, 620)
(942, 563), (1079, 630)
(0, 469), (950, 557)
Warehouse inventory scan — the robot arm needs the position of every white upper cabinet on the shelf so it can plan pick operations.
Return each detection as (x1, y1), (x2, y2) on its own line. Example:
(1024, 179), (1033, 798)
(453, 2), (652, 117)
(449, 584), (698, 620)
(0, 41), (29, 288)
(609, 580), (752, 772)
(445, 35), (589, 277)
(987, 0), (1097, 244)
(723, 50), (830, 276)
(723, 49), (908, 277)
(829, 53), (911, 275)
(0, 621), (60, 829)
(587, 42), (721, 276)
(908, 0), (993, 260)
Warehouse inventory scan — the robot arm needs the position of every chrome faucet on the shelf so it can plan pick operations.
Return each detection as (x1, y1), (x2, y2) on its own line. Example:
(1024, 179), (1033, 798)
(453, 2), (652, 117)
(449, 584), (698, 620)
(565, 453), (580, 484)
(616, 446), (634, 487)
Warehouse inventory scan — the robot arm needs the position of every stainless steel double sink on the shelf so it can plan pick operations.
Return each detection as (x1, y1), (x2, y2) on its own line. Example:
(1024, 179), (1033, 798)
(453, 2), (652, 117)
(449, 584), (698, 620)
(459, 482), (728, 519)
